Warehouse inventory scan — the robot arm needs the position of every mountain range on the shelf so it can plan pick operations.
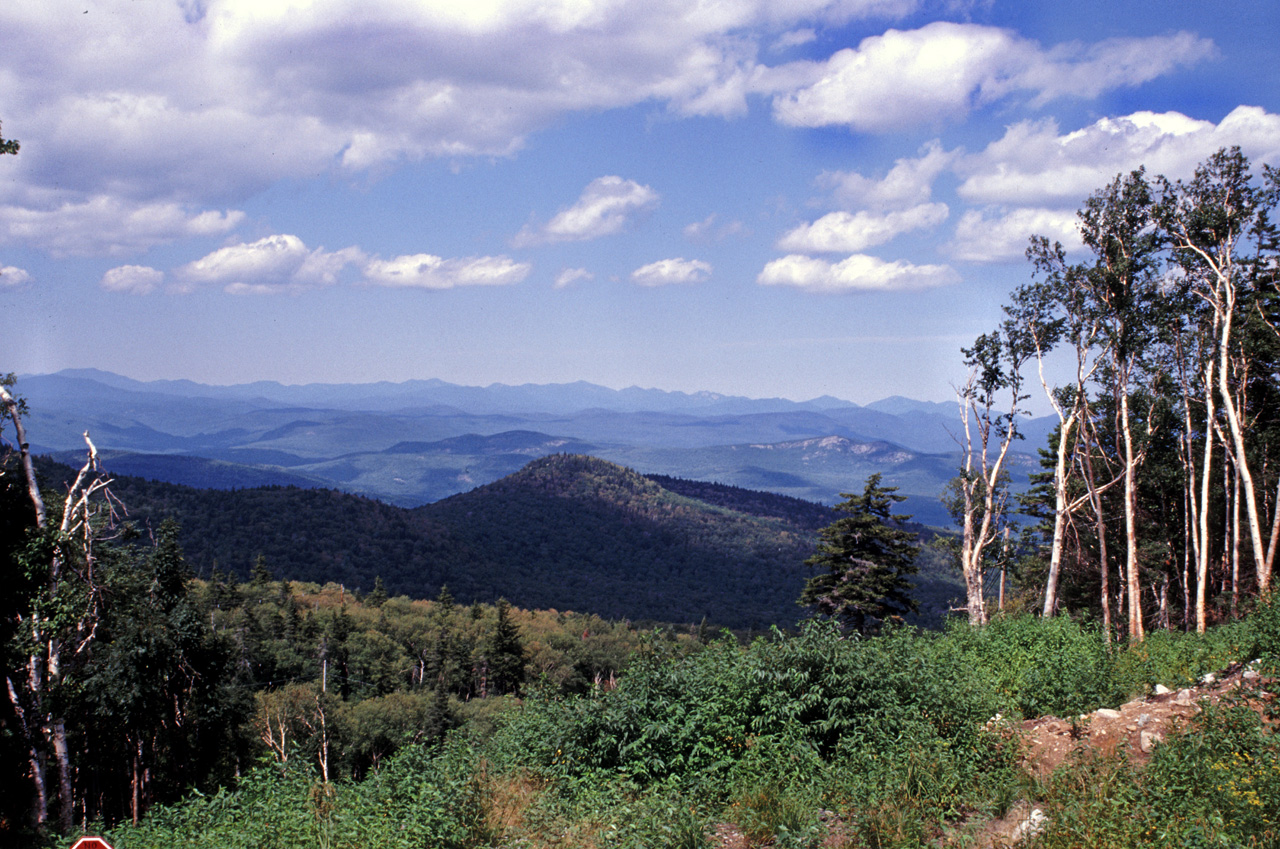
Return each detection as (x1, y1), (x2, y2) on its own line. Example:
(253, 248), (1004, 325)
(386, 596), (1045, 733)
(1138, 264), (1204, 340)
(16, 369), (1055, 526)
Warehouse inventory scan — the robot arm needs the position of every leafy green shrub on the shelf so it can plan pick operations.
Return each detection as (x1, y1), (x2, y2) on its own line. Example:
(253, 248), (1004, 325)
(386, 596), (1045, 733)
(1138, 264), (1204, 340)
(945, 614), (1119, 718)
(1143, 700), (1280, 844)
(1110, 626), (1250, 697)
(107, 759), (327, 849)
(1245, 591), (1280, 674)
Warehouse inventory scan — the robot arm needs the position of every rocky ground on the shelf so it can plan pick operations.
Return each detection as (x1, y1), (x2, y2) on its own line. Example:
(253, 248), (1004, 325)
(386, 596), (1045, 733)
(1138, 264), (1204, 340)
(710, 661), (1272, 849)
(972, 660), (1270, 848)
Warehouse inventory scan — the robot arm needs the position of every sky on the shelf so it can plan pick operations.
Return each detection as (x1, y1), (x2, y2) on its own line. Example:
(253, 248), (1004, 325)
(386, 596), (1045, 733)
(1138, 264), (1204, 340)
(3, 0), (1280, 405)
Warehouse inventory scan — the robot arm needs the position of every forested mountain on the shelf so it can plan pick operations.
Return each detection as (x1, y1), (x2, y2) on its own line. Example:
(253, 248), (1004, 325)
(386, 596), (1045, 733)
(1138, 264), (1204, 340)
(38, 454), (962, 631)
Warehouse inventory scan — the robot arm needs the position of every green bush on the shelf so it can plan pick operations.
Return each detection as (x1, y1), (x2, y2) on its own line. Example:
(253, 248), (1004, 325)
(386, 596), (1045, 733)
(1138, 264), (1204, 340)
(104, 606), (1278, 849)
(1245, 591), (1280, 674)
(1144, 700), (1280, 844)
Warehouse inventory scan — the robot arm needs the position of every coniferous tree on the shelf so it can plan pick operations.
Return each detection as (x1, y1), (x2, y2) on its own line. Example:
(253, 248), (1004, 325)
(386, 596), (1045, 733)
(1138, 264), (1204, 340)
(486, 598), (527, 696)
(800, 474), (919, 634)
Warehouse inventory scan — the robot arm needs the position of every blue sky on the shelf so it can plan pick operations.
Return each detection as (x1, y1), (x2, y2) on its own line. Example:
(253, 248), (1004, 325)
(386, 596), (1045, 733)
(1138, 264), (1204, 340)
(3, 0), (1279, 405)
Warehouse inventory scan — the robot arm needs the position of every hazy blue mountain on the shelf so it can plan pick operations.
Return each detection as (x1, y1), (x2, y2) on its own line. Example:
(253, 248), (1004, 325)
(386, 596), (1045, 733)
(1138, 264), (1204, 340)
(16, 369), (1050, 522)
(21, 369), (859, 416)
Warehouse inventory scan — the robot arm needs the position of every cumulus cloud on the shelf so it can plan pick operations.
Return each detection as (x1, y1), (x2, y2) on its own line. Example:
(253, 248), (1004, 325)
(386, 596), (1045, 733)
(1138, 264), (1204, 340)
(757, 253), (958, 292)
(819, 141), (955, 210)
(939, 106), (1280, 261)
(101, 265), (164, 295)
(0, 266), (31, 287)
(778, 203), (948, 252)
(1, 0), (916, 238)
(0, 2), (1225, 261)
(516, 176), (659, 245)
(554, 267), (594, 288)
(957, 106), (1280, 206)
(772, 23), (1213, 132)
(947, 208), (1081, 263)
(363, 253), (531, 289)
(177, 234), (364, 294)
(0, 195), (244, 257)
(631, 258), (712, 286)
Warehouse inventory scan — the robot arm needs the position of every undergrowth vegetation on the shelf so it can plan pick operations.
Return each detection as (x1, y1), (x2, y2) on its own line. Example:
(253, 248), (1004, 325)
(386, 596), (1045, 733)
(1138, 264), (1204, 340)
(97, 599), (1280, 849)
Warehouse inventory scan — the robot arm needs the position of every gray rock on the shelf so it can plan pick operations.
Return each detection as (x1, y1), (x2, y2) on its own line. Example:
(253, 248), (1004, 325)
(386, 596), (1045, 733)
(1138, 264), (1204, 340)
(1140, 730), (1164, 753)
(1094, 708), (1122, 721)
(1013, 808), (1049, 842)
(1153, 684), (1171, 695)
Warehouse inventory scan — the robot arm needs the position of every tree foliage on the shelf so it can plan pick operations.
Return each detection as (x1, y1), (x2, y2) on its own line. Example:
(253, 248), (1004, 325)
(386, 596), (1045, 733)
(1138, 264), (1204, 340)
(1001, 148), (1280, 640)
(800, 474), (919, 633)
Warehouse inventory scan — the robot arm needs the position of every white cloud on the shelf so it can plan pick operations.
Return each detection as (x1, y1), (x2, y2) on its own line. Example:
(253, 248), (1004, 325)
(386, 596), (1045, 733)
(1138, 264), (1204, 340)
(0, 195), (244, 257)
(957, 107), (1280, 206)
(947, 208), (1081, 263)
(684, 213), (746, 242)
(757, 253), (958, 292)
(0, 3), (1222, 262)
(554, 267), (594, 288)
(101, 265), (164, 295)
(517, 176), (659, 245)
(363, 253), (531, 289)
(778, 203), (948, 252)
(772, 28), (817, 51)
(0, 0), (919, 236)
(177, 234), (364, 294)
(0, 266), (31, 287)
(819, 141), (955, 209)
(1020, 32), (1217, 105)
(631, 258), (712, 286)
(772, 23), (1213, 132)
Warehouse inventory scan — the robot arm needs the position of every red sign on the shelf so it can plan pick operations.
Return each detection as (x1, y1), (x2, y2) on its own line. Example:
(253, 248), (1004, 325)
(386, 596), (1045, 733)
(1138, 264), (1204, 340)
(71, 839), (113, 849)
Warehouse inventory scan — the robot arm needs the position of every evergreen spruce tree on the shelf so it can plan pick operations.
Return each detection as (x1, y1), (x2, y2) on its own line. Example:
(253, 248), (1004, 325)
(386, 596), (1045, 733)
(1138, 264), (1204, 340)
(366, 575), (388, 608)
(800, 474), (919, 634)
(486, 598), (527, 696)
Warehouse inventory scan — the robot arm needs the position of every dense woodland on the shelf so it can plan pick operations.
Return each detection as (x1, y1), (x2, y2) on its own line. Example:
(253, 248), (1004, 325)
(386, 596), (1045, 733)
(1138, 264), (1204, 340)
(24, 454), (964, 631)
(2, 148), (1280, 847)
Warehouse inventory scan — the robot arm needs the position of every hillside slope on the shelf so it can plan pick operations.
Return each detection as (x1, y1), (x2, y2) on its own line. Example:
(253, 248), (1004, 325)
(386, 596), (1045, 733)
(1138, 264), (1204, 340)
(41, 453), (963, 629)
(420, 455), (817, 627)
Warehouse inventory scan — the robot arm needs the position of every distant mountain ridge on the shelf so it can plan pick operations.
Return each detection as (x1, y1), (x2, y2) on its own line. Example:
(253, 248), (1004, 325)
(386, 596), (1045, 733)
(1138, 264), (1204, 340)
(38, 368), (860, 416)
(16, 369), (1054, 526)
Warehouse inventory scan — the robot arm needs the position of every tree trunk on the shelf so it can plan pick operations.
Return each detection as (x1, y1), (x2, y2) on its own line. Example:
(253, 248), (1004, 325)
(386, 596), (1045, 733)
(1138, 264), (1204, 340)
(1196, 359), (1216, 632)
(5, 675), (47, 829)
(1120, 388), (1144, 641)
(1041, 412), (1077, 617)
(1231, 461), (1241, 618)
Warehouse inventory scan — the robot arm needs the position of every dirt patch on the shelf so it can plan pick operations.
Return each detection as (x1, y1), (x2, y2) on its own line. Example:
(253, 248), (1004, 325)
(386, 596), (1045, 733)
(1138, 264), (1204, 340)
(1018, 662), (1267, 777)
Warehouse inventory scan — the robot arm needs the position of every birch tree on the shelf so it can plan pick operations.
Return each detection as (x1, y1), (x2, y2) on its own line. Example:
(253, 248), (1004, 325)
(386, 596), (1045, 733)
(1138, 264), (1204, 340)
(1075, 170), (1164, 641)
(1159, 148), (1280, 597)
(1012, 241), (1110, 617)
(953, 326), (1031, 626)
(2, 378), (118, 831)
